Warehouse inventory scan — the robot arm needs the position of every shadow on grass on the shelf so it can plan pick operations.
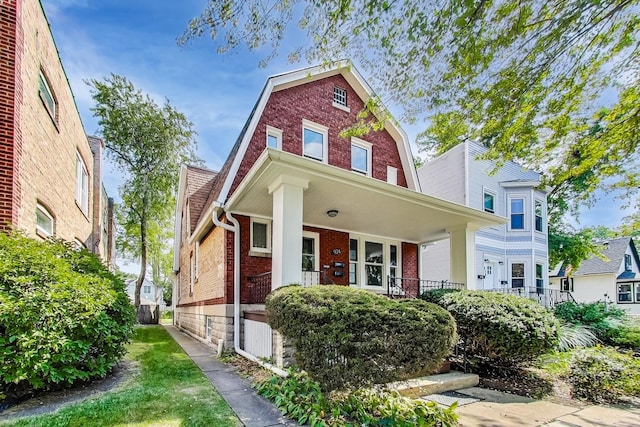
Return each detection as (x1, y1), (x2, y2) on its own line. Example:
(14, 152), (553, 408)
(1, 326), (240, 427)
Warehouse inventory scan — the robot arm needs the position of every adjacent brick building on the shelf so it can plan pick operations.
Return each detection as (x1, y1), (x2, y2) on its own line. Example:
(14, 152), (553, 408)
(0, 0), (113, 264)
(173, 63), (501, 364)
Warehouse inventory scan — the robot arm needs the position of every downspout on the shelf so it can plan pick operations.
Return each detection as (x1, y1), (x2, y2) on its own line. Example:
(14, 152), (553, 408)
(212, 205), (287, 377)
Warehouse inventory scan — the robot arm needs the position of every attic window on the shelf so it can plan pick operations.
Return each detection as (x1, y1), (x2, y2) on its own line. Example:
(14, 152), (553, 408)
(38, 70), (57, 122)
(626, 254), (632, 271)
(332, 87), (350, 112)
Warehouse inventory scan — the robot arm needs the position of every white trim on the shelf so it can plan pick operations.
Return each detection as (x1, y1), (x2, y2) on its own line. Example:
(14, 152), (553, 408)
(302, 230), (320, 273)
(349, 232), (402, 290)
(534, 198), (545, 233)
(266, 125), (282, 150)
(508, 195), (527, 231)
(302, 119), (329, 163)
(194, 241), (200, 280)
(350, 137), (372, 176)
(250, 217), (272, 253)
(332, 101), (350, 112)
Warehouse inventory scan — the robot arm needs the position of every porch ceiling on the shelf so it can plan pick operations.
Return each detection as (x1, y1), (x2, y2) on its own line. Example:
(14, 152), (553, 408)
(226, 149), (506, 243)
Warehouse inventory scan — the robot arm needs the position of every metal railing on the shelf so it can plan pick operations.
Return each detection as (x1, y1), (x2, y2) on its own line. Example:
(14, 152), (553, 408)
(485, 286), (575, 308)
(386, 276), (466, 299)
(247, 272), (272, 304)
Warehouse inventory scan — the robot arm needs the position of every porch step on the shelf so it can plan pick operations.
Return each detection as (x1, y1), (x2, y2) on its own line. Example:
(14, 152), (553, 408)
(388, 371), (479, 398)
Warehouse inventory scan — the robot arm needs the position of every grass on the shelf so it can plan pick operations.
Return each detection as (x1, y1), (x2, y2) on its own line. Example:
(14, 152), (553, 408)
(1, 326), (240, 427)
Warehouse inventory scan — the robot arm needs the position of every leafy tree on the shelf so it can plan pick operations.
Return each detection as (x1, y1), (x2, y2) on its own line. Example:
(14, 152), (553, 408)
(88, 75), (199, 317)
(183, 0), (640, 266)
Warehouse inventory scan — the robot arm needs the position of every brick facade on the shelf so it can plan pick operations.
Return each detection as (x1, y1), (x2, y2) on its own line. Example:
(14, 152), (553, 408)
(0, 0), (111, 258)
(402, 242), (419, 279)
(228, 74), (408, 198)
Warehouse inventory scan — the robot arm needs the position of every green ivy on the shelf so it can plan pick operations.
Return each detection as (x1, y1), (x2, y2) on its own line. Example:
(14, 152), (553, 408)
(0, 232), (135, 400)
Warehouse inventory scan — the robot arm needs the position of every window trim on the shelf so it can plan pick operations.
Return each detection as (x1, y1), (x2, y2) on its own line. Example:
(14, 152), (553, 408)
(38, 69), (57, 123)
(266, 125), (283, 150)
(332, 86), (350, 112)
(194, 241), (200, 281)
(350, 137), (372, 176)
(302, 119), (328, 163)
(189, 252), (194, 295)
(509, 196), (526, 231)
(76, 152), (89, 216)
(349, 233), (402, 290)
(36, 202), (54, 238)
(483, 188), (496, 214)
(618, 282), (633, 303)
(250, 217), (272, 253)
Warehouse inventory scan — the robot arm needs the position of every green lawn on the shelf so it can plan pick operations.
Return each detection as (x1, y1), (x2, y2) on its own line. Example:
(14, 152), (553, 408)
(1, 326), (240, 427)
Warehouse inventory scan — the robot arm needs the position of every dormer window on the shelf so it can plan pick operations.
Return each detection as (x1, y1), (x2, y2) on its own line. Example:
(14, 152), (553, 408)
(625, 253), (632, 271)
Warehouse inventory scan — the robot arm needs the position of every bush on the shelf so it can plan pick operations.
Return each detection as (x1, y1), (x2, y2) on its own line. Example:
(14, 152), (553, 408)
(0, 233), (135, 399)
(419, 288), (461, 305)
(557, 322), (599, 351)
(256, 369), (458, 427)
(553, 301), (640, 347)
(441, 291), (560, 365)
(568, 346), (640, 403)
(266, 285), (456, 391)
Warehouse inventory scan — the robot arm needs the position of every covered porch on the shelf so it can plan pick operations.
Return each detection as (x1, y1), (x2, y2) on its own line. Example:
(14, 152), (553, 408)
(227, 149), (505, 298)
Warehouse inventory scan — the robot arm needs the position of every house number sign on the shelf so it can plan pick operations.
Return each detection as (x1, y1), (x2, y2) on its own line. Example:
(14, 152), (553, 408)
(331, 248), (341, 255)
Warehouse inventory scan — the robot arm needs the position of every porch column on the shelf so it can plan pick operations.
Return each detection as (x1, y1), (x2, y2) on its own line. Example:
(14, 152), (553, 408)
(268, 175), (309, 289)
(448, 225), (477, 289)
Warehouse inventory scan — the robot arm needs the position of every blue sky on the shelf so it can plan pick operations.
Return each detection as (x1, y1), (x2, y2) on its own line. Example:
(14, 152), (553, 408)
(42, 0), (631, 230)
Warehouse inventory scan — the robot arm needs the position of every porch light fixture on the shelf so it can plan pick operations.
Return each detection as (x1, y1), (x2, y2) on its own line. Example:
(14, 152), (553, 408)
(326, 209), (339, 218)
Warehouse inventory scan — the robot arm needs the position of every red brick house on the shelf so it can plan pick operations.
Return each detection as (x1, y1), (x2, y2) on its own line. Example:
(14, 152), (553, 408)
(173, 63), (501, 365)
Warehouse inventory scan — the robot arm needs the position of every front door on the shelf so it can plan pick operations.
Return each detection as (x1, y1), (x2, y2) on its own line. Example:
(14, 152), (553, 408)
(483, 263), (495, 289)
(301, 231), (320, 286)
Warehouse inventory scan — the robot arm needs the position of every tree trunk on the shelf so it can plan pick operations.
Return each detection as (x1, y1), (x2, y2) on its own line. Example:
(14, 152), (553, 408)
(135, 216), (148, 322)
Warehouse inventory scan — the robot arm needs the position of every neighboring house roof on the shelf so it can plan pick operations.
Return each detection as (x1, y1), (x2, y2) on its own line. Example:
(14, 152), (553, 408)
(185, 165), (218, 233)
(574, 236), (638, 276)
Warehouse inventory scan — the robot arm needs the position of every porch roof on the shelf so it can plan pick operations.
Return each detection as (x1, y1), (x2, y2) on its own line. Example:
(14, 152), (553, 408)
(226, 149), (505, 243)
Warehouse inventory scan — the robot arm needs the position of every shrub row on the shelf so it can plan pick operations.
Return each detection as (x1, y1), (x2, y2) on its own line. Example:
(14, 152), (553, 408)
(266, 285), (456, 391)
(256, 370), (458, 427)
(0, 233), (135, 400)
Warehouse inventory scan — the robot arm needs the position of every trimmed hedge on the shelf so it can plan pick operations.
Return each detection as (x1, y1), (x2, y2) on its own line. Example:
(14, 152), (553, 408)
(266, 285), (457, 391)
(0, 233), (135, 399)
(568, 346), (640, 403)
(441, 291), (560, 365)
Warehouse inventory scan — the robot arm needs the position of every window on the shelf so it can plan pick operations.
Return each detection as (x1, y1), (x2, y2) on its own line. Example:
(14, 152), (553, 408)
(636, 284), (640, 303)
(625, 254), (632, 271)
(76, 153), (89, 215)
(333, 86), (347, 107)
(266, 125), (282, 150)
(302, 236), (316, 272)
(349, 238), (358, 285)
(36, 203), (54, 237)
(206, 316), (213, 339)
(390, 245), (398, 279)
(535, 200), (544, 232)
(351, 138), (372, 175)
(302, 120), (328, 162)
(484, 191), (495, 213)
(511, 263), (525, 288)
(143, 285), (151, 294)
(536, 264), (544, 294)
(561, 278), (574, 292)
(510, 198), (525, 229)
(365, 241), (384, 286)
(618, 283), (632, 302)
(251, 218), (271, 252)
(38, 70), (56, 120)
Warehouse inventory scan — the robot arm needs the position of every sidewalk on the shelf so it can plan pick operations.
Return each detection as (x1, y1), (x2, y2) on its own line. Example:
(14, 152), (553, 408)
(424, 387), (640, 426)
(163, 325), (299, 427)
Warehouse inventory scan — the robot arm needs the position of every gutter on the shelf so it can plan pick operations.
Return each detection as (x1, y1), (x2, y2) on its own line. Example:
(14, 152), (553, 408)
(211, 203), (288, 377)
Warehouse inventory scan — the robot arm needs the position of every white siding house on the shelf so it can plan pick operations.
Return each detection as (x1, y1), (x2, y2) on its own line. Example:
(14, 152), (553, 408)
(418, 141), (549, 292)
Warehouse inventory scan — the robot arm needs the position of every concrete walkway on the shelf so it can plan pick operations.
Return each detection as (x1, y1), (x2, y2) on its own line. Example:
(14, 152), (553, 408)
(163, 325), (299, 427)
(424, 387), (640, 427)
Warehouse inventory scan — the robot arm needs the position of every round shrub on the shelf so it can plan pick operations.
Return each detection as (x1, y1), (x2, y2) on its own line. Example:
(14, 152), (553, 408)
(266, 285), (457, 391)
(419, 288), (461, 305)
(0, 233), (135, 400)
(568, 346), (640, 403)
(441, 290), (559, 365)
